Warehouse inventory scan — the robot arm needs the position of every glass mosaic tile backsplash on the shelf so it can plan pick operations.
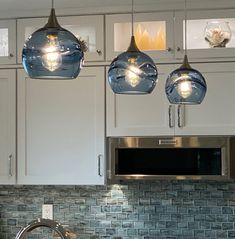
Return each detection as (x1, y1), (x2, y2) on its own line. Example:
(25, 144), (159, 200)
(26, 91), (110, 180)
(1, 181), (235, 239)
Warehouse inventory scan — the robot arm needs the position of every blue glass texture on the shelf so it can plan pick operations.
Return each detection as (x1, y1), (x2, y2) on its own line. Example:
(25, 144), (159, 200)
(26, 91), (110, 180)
(22, 27), (84, 79)
(108, 51), (158, 94)
(165, 67), (207, 104)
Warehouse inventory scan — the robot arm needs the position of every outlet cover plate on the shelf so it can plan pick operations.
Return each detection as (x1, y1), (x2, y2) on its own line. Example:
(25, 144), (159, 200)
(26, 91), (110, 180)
(42, 204), (53, 220)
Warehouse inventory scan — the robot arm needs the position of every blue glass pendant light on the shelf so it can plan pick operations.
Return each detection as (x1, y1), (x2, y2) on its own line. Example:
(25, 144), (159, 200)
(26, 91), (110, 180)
(22, 0), (87, 79)
(165, 55), (207, 104)
(108, 0), (158, 94)
(165, 0), (207, 104)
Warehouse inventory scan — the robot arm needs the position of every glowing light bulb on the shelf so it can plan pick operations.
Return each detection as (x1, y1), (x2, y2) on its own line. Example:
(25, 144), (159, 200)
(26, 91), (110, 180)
(126, 57), (142, 87)
(177, 75), (193, 99)
(42, 34), (62, 72)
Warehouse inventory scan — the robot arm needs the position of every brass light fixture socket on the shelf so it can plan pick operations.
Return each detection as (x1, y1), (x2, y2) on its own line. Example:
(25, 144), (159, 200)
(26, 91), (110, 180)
(44, 8), (61, 28)
(180, 54), (191, 69)
(127, 36), (140, 52)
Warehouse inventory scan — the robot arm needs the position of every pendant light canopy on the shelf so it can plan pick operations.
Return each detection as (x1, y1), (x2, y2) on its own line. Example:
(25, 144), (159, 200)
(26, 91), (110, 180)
(22, 0), (87, 79)
(165, 0), (207, 104)
(108, 0), (158, 94)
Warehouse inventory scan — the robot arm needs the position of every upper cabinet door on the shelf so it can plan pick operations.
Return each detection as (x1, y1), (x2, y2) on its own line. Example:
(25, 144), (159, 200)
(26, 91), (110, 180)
(175, 9), (235, 60)
(0, 70), (16, 184)
(17, 15), (104, 64)
(17, 67), (105, 185)
(59, 15), (104, 62)
(0, 20), (16, 64)
(105, 12), (174, 62)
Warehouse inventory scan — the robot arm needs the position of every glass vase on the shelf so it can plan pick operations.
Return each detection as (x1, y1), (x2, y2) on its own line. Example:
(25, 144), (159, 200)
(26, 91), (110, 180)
(204, 21), (232, 48)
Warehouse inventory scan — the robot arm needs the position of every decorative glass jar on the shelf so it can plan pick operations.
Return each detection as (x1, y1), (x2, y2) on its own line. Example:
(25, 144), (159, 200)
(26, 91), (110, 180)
(204, 21), (232, 48)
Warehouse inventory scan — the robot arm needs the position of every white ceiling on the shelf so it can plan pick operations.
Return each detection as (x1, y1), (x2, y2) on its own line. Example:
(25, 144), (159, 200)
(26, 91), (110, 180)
(0, 0), (234, 19)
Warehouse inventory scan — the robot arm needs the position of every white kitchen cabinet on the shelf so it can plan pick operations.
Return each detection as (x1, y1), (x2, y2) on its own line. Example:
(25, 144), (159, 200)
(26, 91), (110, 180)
(174, 9), (235, 61)
(0, 20), (16, 64)
(175, 62), (235, 135)
(105, 12), (174, 62)
(17, 67), (105, 185)
(17, 15), (104, 63)
(106, 65), (175, 136)
(107, 62), (235, 136)
(0, 69), (16, 184)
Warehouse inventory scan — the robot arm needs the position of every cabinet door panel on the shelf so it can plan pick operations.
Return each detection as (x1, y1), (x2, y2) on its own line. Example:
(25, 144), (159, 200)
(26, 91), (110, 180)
(175, 9), (235, 60)
(106, 65), (174, 136)
(0, 20), (16, 64)
(176, 62), (235, 135)
(17, 67), (105, 185)
(106, 12), (174, 62)
(59, 15), (104, 61)
(0, 70), (16, 184)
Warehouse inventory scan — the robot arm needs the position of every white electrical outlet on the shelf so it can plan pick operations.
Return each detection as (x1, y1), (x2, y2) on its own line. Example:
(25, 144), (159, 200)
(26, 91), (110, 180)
(42, 204), (53, 220)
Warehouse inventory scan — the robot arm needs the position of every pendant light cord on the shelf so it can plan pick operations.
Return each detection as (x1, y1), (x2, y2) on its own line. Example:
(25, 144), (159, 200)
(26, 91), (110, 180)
(131, 0), (134, 36)
(184, 0), (187, 55)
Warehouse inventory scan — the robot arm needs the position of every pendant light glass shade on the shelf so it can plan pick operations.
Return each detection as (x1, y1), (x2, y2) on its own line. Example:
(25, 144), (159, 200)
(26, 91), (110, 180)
(108, 36), (158, 94)
(165, 0), (207, 104)
(165, 55), (207, 104)
(22, 7), (86, 79)
(108, 0), (158, 94)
